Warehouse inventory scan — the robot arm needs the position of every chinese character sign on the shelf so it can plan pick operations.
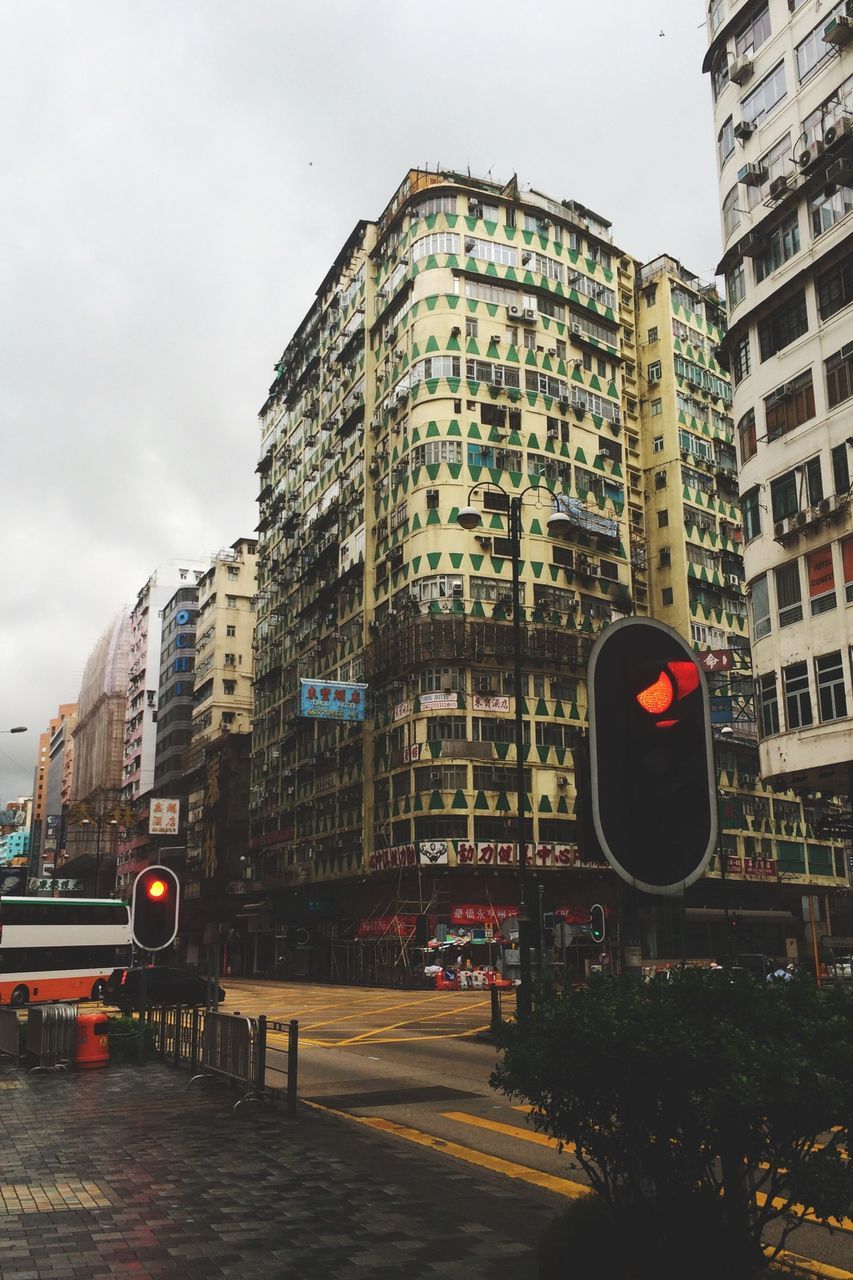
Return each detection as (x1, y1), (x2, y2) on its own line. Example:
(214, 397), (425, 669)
(300, 679), (368, 721)
(149, 799), (180, 836)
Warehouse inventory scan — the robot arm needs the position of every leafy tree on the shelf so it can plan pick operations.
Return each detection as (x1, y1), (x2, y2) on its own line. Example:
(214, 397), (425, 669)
(491, 969), (853, 1276)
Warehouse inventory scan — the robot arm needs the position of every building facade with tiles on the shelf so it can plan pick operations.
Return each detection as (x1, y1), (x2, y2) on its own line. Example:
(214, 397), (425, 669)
(249, 168), (848, 979)
(705, 0), (853, 799)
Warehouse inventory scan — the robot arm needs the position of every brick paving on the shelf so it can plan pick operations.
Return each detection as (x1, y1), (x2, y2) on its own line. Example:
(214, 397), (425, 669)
(0, 1059), (557, 1278)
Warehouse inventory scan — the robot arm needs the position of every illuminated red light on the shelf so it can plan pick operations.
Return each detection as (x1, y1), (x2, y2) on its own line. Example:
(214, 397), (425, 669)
(667, 660), (700, 699)
(636, 671), (674, 715)
(147, 878), (167, 900)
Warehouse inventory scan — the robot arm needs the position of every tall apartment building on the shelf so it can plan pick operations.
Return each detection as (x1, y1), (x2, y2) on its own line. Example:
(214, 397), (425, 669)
(635, 252), (847, 948)
(154, 585), (199, 791)
(28, 703), (77, 877)
(249, 166), (846, 975)
(180, 540), (257, 964)
(705, 0), (853, 797)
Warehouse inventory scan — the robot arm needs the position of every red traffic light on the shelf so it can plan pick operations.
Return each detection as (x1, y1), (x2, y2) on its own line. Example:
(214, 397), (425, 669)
(147, 878), (167, 900)
(636, 660), (701, 725)
(131, 866), (180, 951)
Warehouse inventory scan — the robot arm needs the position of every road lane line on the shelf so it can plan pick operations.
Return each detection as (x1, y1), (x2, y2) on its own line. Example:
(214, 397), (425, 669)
(336, 1025), (492, 1046)
(754, 1190), (853, 1236)
(442, 1110), (574, 1153)
(334, 1001), (492, 1046)
(301, 1099), (591, 1200)
(768, 1249), (853, 1279)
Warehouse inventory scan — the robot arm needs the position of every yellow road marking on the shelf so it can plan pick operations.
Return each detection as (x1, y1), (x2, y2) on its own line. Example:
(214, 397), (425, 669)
(442, 1110), (573, 1153)
(301, 995), (464, 1034)
(302, 1099), (591, 1200)
(334, 1000), (491, 1046)
(753, 1191), (853, 1236)
(769, 1248), (853, 1278)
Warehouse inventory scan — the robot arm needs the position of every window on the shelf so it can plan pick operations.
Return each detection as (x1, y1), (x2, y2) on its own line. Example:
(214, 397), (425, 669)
(464, 236), (518, 268)
(652, 435), (665, 455)
(648, 360), (661, 383)
(826, 343), (853, 409)
(470, 577), (524, 604)
(754, 214), (800, 282)
(731, 333), (751, 385)
(410, 440), (462, 467)
(783, 662), (813, 728)
(843, 536), (853, 603)
(775, 561), (803, 628)
(742, 487), (761, 541)
(648, 326), (659, 343)
(750, 574), (771, 638)
(758, 290), (808, 361)
(223, 680), (236, 696)
(797, 1), (848, 82)
(657, 509), (669, 527)
(817, 248), (853, 321)
(747, 135), (792, 211)
(738, 409), (757, 463)
(832, 443), (850, 495)
(412, 355), (461, 383)
(662, 587), (674, 606)
(718, 118), (735, 169)
(711, 50), (729, 99)
(735, 4), (770, 58)
(727, 260), (746, 310)
(226, 625), (236, 637)
(742, 62), (787, 127)
(420, 667), (464, 693)
(466, 359), (520, 388)
(757, 673), (779, 738)
(465, 317), (478, 338)
(723, 187), (741, 240)
(426, 716), (467, 741)
(804, 455), (823, 506)
(226, 595), (238, 608)
(770, 469), (799, 522)
(810, 183), (853, 237)
(765, 370), (815, 441)
(816, 651), (848, 722)
(412, 193), (457, 218)
(807, 545), (836, 615)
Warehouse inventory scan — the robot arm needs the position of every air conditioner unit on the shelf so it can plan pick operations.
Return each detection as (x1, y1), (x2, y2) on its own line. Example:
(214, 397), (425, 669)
(729, 56), (754, 86)
(793, 510), (808, 530)
(767, 174), (792, 200)
(452, 581), (464, 597)
(368, 460), (379, 476)
(733, 119), (755, 141)
(817, 497), (833, 517)
(507, 304), (523, 320)
(522, 308), (537, 323)
(571, 322), (583, 336)
(798, 140), (825, 170)
(476, 678), (492, 692)
(825, 157), (853, 186)
(475, 535), (493, 548)
(464, 238), (476, 252)
(468, 196), (481, 212)
(559, 393), (571, 407)
(498, 593), (513, 606)
(521, 251), (533, 265)
(547, 423), (559, 438)
(824, 13), (853, 46)
(727, 574), (741, 587)
(738, 162), (765, 187)
(740, 230), (767, 257)
(824, 116), (853, 149)
(773, 520), (788, 540)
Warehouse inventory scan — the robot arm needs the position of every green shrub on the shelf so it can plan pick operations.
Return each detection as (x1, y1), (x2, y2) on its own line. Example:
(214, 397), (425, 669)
(106, 1016), (155, 1063)
(492, 969), (853, 1266)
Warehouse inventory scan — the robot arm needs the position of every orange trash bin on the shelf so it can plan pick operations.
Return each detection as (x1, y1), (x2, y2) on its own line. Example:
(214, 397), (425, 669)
(74, 1013), (110, 1069)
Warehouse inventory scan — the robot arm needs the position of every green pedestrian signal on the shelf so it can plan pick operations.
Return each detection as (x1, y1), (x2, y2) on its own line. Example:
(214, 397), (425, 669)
(590, 904), (606, 944)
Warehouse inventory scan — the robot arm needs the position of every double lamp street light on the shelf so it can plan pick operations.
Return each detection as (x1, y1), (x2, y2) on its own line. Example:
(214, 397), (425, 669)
(458, 483), (575, 1020)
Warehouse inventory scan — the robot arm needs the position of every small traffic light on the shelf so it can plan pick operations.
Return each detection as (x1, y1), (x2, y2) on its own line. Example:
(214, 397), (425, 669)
(589, 904), (606, 943)
(588, 618), (717, 895)
(131, 866), (180, 951)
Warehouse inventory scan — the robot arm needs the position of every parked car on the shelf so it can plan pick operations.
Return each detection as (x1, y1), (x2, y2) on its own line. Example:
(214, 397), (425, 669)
(104, 966), (225, 1011)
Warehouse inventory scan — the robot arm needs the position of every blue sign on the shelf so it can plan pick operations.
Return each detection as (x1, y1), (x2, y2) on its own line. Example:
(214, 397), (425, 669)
(710, 695), (733, 724)
(299, 679), (367, 721)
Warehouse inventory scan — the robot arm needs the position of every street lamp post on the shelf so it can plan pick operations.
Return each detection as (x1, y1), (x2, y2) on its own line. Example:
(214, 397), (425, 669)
(712, 724), (734, 964)
(458, 485), (570, 1021)
(80, 814), (119, 898)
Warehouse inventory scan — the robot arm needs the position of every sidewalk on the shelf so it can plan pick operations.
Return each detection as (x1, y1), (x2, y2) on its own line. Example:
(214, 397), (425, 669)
(0, 1059), (556, 1279)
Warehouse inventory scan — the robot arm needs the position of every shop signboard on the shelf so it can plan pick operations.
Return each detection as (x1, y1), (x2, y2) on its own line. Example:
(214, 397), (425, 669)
(299, 679), (367, 721)
(419, 692), (458, 711)
(357, 914), (417, 939)
(471, 694), (511, 713)
(149, 799), (180, 836)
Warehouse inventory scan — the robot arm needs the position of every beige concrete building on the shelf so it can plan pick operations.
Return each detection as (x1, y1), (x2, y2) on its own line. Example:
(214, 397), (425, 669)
(705, 0), (853, 797)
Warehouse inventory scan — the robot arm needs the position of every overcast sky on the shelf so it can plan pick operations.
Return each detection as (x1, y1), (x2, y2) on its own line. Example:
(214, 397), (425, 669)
(0, 0), (719, 803)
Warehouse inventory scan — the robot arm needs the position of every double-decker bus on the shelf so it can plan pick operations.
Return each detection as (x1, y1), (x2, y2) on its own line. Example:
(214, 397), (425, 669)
(0, 897), (132, 1006)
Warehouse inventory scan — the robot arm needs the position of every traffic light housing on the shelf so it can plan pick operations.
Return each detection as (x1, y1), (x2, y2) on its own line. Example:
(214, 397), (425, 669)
(131, 866), (180, 951)
(589, 904), (606, 943)
(588, 618), (717, 895)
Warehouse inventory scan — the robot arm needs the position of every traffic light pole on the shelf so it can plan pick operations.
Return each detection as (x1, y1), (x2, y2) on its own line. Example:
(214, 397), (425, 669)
(510, 495), (533, 1021)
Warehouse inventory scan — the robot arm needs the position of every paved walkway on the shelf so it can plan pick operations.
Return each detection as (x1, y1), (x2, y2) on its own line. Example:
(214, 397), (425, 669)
(0, 1059), (557, 1279)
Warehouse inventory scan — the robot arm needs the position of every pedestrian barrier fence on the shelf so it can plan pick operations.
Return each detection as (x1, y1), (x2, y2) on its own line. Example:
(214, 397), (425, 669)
(26, 1004), (77, 1071)
(0, 1008), (23, 1064)
(145, 1006), (298, 1115)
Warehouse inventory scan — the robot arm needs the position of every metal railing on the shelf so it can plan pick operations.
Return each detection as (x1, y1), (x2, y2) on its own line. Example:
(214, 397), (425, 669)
(26, 1004), (77, 1071)
(144, 1006), (298, 1115)
(0, 1008), (23, 1064)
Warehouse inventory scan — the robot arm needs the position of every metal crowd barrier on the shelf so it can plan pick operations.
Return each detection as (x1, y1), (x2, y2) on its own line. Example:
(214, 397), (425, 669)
(26, 1004), (77, 1071)
(144, 1006), (298, 1115)
(0, 1008), (23, 1064)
